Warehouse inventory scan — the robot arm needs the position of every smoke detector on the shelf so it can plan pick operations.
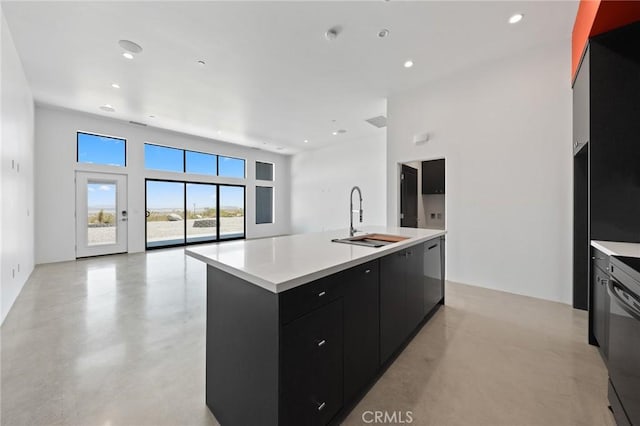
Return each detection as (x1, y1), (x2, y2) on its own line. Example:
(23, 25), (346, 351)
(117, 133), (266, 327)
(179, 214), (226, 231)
(325, 26), (342, 41)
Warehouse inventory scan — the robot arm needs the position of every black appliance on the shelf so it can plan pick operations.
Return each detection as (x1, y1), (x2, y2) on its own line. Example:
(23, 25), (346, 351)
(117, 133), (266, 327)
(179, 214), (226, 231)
(608, 256), (640, 426)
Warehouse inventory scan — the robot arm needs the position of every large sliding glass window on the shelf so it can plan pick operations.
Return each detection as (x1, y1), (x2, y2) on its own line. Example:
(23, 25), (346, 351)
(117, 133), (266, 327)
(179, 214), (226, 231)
(145, 179), (244, 249)
(219, 186), (245, 240)
(187, 183), (218, 243)
(145, 181), (186, 247)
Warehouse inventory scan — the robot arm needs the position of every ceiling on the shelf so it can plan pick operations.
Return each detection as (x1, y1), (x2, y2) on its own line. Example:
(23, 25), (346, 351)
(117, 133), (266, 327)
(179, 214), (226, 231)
(2, 1), (578, 154)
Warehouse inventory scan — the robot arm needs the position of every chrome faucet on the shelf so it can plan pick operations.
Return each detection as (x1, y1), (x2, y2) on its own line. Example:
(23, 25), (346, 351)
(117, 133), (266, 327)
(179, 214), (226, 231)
(350, 186), (363, 237)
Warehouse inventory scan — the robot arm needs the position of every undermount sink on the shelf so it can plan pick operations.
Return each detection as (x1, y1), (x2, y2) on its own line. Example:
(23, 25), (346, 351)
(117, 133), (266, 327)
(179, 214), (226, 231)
(331, 233), (409, 248)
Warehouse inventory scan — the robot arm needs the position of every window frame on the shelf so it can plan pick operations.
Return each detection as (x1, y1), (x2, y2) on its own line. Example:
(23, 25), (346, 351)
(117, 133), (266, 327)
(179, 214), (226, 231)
(218, 155), (247, 179)
(77, 131), (127, 167)
(185, 149), (218, 176)
(256, 161), (275, 182)
(255, 185), (274, 225)
(143, 142), (186, 173)
(145, 177), (246, 250)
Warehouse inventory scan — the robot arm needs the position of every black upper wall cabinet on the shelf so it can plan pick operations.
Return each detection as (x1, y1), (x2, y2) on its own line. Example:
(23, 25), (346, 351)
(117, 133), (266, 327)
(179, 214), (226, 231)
(421, 159), (445, 194)
(585, 23), (640, 243)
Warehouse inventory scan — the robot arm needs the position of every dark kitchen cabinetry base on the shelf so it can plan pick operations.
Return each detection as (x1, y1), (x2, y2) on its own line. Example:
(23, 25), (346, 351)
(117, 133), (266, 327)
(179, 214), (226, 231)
(589, 247), (610, 361)
(205, 236), (445, 426)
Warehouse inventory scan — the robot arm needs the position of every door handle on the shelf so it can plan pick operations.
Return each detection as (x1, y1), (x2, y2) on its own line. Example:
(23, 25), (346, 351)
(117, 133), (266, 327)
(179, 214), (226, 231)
(145, 210), (151, 218)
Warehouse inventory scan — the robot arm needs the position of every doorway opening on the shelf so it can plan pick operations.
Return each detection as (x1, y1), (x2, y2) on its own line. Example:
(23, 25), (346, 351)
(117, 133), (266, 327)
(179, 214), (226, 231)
(399, 158), (446, 230)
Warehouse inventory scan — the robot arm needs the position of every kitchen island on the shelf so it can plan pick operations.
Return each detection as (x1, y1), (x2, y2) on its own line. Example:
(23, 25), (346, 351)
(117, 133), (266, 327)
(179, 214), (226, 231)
(186, 227), (446, 426)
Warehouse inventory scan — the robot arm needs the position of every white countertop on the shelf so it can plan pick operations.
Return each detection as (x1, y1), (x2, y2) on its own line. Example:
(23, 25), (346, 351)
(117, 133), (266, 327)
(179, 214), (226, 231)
(591, 240), (640, 258)
(186, 226), (446, 293)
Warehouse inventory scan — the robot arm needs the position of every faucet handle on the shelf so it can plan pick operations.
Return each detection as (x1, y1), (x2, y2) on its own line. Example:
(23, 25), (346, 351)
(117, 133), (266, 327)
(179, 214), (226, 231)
(360, 210), (363, 222)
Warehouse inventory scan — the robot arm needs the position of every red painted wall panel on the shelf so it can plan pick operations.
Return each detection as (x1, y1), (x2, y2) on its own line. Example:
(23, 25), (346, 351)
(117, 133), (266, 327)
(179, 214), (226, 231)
(572, 0), (601, 79)
(572, 0), (640, 80)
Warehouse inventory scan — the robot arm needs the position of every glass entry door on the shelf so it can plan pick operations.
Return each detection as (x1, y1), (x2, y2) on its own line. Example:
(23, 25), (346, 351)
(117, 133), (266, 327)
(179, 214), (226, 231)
(75, 172), (128, 257)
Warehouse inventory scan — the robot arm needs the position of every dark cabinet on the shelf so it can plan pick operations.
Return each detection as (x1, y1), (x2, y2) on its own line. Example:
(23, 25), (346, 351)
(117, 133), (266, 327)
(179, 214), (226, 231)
(281, 299), (343, 426)
(406, 246), (426, 334)
(380, 250), (408, 365)
(421, 159), (445, 194)
(205, 236), (445, 426)
(424, 238), (444, 313)
(343, 261), (379, 404)
(380, 244), (426, 364)
(590, 247), (610, 360)
(582, 24), (640, 244)
(573, 46), (589, 156)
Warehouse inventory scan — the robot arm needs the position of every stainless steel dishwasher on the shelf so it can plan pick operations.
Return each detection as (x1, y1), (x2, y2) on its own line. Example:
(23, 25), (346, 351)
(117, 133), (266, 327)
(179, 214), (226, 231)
(608, 256), (640, 426)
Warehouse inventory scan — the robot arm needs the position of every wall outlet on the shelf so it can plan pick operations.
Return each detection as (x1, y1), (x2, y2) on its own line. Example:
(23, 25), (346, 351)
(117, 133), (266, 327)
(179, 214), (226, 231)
(437, 213), (442, 219)
(430, 213), (436, 219)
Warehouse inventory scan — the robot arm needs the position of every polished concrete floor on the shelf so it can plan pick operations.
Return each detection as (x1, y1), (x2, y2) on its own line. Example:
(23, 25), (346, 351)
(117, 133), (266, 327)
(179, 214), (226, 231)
(1, 249), (613, 426)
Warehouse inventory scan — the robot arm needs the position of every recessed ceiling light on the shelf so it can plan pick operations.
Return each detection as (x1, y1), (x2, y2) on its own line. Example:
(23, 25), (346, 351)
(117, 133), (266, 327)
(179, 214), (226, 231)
(217, 131), (222, 135)
(404, 59), (414, 68)
(111, 83), (120, 89)
(304, 139), (309, 143)
(509, 13), (524, 24)
(122, 52), (134, 60)
(333, 129), (347, 135)
(99, 104), (115, 112)
(378, 29), (389, 38)
(148, 115), (155, 119)
(197, 60), (206, 66)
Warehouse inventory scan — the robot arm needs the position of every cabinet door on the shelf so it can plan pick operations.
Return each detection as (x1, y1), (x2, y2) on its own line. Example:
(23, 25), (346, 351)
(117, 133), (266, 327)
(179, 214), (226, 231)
(424, 239), (443, 314)
(281, 299), (343, 426)
(406, 244), (426, 333)
(343, 261), (380, 403)
(422, 159), (445, 194)
(380, 250), (408, 364)
(593, 266), (609, 359)
(573, 46), (589, 156)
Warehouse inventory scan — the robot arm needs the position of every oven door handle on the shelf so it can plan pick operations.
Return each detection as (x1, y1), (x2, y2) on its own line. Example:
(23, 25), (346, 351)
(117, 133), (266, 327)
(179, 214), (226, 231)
(608, 279), (640, 321)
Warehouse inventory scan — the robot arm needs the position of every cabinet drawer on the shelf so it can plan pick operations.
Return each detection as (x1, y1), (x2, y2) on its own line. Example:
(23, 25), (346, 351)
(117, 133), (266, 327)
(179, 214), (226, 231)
(592, 248), (610, 273)
(279, 273), (344, 325)
(281, 299), (343, 426)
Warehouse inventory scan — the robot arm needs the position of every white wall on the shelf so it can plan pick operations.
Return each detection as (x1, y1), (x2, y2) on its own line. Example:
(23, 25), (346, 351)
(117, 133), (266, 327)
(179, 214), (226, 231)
(291, 135), (386, 233)
(34, 105), (291, 264)
(1, 11), (35, 323)
(387, 40), (573, 304)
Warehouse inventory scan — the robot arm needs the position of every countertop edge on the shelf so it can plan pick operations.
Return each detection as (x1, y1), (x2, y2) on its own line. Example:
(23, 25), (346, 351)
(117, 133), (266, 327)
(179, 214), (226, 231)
(187, 230), (446, 293)
(591, 240), (640, 258)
